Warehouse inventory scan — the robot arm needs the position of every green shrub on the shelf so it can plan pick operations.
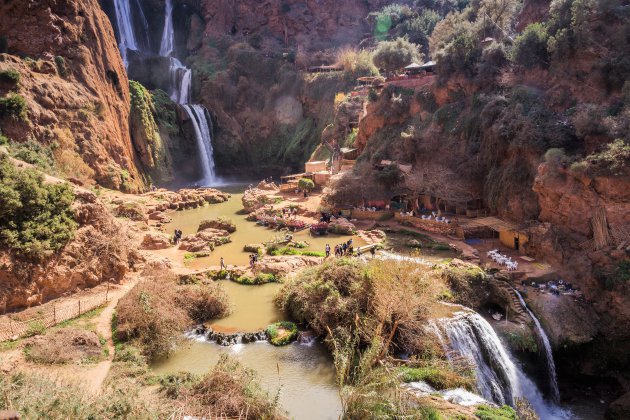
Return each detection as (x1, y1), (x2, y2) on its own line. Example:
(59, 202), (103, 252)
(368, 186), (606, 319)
(584, 139), (630, 177)
(9, 139), (54, 169)
(0, 93), (27, 120)
(0, 154), (76, 260)
(234, 273), (278, 285)
(373, 38), (423, 74)
(0, 69), (20, 85)
(399, 364), (474, 390)
(54, 56), (67, 77)
(265, 321), (298, 346)
(512, 23), (549, 69)
(24, 320), (46, 337)
(475, 404), (517, 420)
(298, 177), (315, 191)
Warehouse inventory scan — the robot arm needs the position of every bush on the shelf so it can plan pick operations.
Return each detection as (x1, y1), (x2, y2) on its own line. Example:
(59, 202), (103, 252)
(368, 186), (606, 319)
(512, 23), (549, 69)
(584, 139), (630, 177)
(0, 93), (27, 120)
(266, 321), (298, 345)
(336, 47), (379, 79)
(475, 405), (517, 420)
(234, 273), (278, 285)
(176, 283), (230, 323)
(0, 69), (20, 85)
(183, 354), (282, 419)
(115, 270), (190, 360)
(298, 177), (315, 191)
(0, 154), (76, 260)
(9, 139), (54, 169)
(373, 38), (423, 74)
(54, 56), (67, 77)
(399, 363), (475, 390)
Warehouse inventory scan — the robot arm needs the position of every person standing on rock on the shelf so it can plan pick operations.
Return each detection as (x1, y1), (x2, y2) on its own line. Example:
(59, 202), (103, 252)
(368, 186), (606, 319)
(220, 257), (226, 270)
(370, 246), (376, 259)
(325, 244), (330, 258)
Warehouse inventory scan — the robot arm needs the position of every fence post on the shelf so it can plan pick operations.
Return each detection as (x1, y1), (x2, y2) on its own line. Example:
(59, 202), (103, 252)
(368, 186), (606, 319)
(78, 300), (81, 316)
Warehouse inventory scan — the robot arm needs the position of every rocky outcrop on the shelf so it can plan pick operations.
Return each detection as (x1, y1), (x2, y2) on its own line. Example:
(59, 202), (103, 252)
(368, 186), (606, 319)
(242, 188), (276, 213)
(140, 232), (172, 250)
(0, 187), (138, 313)
(198, 217), (236, 233)
(328, 217), (356, 235)
(178, 228), (231, 253)
(0, 0), (144, 191)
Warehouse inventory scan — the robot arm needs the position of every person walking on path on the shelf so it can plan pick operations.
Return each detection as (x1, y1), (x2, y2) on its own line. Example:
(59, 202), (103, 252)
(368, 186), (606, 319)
(325, 244), (330, 258)
(220, 257), (226, 270)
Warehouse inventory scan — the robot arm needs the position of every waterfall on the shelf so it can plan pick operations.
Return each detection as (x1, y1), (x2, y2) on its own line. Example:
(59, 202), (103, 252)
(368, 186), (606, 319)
(156, 0), (217, 185)
(112, 0), (138, 65)
(168, 58), (191, 104)
(512, 288), (561, 402)
(183, 105), (217, 184)
(159, 0), (175, 57)
(440, 311), (518, 405)
(431, 311), (569, 419)
(134, 0), (151, 52)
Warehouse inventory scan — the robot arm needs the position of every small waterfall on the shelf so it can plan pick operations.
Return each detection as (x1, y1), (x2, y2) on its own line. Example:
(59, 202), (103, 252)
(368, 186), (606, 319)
(156, 0), (217, 185)
(112, 0), (138, 65)
(431, 310), (569, 419)
(512, 288), (561, 402)
(183, 105), (217, 184)
(159, 0), (175, 57)
(440, 311), (518, 405)
(168, 58), (191, 104)
(134, 0), (151, 52)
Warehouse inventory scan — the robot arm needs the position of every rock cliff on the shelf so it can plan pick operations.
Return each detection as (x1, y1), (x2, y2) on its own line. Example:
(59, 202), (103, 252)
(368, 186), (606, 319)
(0, 0), (144, 191)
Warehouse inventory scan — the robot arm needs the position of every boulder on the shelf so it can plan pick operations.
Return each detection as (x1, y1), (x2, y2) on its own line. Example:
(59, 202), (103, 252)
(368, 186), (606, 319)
(198, 217), (236, 233)
(140, 232), (172, 250)
(179, 228), (231, 252)
(328, 217), (356, 235)
(242, 188), (275, 213)
(257, 180), (279, 191)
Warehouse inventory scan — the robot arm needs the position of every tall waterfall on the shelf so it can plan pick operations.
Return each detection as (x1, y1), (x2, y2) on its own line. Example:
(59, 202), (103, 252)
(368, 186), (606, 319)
(431, 311), (568, 419)
(512, 288), (561, 402)
(112, 0), (138, 65)
(183, 105), (217, 184)
(158, 0), (217, 185)
(159, 0), (175, 57)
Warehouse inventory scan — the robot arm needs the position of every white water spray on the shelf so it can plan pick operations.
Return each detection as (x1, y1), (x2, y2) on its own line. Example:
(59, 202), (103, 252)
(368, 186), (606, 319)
(157, 0), (217, 185)
(512, 288), (561, 402)
(431, 311), (569, 419)
(112, 0), (138, 65)
(159, 0), (175, 57)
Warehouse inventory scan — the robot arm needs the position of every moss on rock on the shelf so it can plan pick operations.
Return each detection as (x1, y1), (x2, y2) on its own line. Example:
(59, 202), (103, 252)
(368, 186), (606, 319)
(265, 321), (298, 346)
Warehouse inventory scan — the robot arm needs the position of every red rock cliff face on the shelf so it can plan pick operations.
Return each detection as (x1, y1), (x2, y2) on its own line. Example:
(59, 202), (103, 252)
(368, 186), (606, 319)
(0, 0), (144, 192)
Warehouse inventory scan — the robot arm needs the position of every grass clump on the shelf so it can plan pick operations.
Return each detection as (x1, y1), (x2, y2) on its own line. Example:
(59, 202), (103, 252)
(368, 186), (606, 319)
(0, 372), (170, 418)
(234, 272), (278, 285)
(0, 153), (76, 260)
(179, 354), (283, 419)
(475, 404), (517, 420)
(0, 93), (27, 120)
(399, 363), (475, 390)
(267, 245), (325, 257)
(266, 321), (298, 346)
(0, 69), (20, 85)
(23, 328), (103, 364)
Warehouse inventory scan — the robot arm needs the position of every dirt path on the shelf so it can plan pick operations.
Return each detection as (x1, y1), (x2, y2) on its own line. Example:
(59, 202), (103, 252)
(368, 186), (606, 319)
(83, 275), (139, 394)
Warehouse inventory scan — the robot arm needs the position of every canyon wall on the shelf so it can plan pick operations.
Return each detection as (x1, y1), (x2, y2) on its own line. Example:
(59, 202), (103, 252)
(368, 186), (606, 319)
(0, 0), (144, 191)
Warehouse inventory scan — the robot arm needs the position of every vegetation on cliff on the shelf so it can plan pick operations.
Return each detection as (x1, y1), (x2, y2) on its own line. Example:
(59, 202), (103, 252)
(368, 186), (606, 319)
(0, 154), (76, 260)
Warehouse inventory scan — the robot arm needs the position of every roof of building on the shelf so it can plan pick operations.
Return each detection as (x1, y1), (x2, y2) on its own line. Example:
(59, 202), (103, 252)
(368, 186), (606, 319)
(458, 216), (518, 232)
(404, 63), (422, 69)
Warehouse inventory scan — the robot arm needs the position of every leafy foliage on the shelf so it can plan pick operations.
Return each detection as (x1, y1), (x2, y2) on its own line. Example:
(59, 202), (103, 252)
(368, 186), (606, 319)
(513, 23), (550, 69)
(0, 69), (20, 85)
(0, 154), (76, 260)
(373, 38), (423, 74)
(266, 321), (298, 345)
(298, 177), (315, 191)
(0, 93), (27, 120)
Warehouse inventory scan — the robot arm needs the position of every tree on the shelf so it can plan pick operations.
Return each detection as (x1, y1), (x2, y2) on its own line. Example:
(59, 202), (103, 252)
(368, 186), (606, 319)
(0, 153), (76, 260)
(512, 23), (549, 69)
(298, 177), (315, 192)
(372, 38), (423, 75)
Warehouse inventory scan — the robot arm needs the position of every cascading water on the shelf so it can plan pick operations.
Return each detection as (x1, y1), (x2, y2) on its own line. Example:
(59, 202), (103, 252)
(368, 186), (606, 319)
(112, 0), (138, 65)
(430, 311), (568, 419)
(183, 105), (217, 185)
(440, 311), (518, 405)
(159, 0), (175, 57)
(512, 288), (561, 402)
(134, 0), (151, 52)
(157, 0), (217, 185)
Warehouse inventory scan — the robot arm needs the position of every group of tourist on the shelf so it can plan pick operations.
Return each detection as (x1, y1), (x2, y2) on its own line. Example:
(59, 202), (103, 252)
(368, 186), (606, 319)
(173, 229), (182, 244)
